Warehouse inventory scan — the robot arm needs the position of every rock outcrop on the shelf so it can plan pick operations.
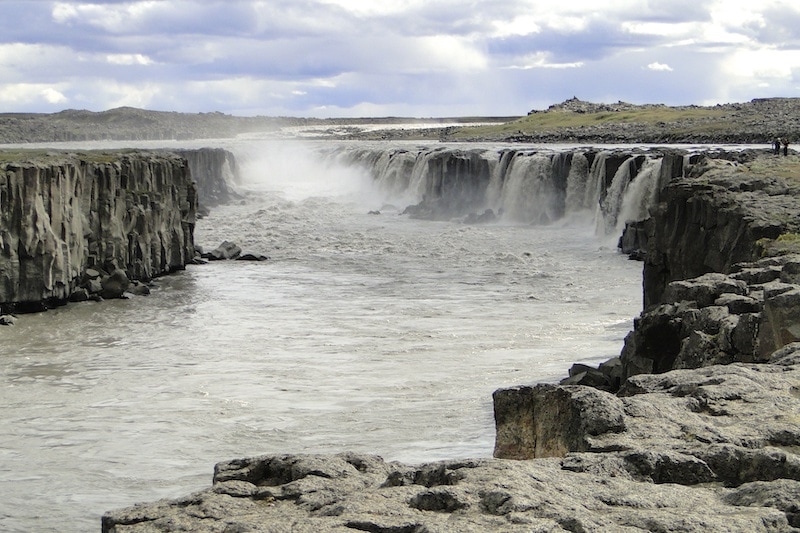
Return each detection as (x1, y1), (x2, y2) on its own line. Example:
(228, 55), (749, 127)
(642, 153), (800, 307)
(0, 150), (197, 313)
(103, 347), (800, 531)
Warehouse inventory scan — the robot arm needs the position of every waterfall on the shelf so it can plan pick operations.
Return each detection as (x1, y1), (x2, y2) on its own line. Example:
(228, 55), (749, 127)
(496, 152), (563, 224)
(315, 144), (680, 241)
(597, 156), (639, 235)
(615, 158), (664, 234)
(564, 152), (591, 213)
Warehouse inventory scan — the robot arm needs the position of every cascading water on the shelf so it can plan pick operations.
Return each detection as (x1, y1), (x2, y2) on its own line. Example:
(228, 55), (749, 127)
(323, 144), (683, 239)
(497, 152), (563, 224)
(614, 158), (664, 234)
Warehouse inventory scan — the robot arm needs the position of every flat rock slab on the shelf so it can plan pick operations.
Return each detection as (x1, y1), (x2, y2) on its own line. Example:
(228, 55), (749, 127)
(103, 453), (794, 532)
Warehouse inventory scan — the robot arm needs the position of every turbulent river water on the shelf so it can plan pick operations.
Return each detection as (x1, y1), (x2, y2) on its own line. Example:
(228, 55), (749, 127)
(0, 139), (643, 532)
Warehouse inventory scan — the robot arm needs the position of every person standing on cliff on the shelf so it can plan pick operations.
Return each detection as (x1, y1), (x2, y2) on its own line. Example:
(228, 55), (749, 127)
(774, 137), (782, 155)
(783, 138), (790, 156)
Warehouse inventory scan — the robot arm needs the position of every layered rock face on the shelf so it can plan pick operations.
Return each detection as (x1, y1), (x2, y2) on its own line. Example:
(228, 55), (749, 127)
(0, 151), (197, 313)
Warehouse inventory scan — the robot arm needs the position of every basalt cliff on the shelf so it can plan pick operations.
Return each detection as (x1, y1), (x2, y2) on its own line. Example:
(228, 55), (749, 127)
(0, 148), (236, 314)
(102, 150), (800, 532)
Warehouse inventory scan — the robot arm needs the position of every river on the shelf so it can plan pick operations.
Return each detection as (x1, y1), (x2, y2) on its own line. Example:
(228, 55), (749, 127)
(0, 139), (643, 532)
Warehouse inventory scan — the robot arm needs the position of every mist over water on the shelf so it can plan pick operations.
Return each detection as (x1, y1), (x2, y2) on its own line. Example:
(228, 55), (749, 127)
(0, 139), (643, 532)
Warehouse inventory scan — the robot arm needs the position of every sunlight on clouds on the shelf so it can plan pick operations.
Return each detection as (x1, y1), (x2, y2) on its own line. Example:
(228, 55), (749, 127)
(41, 87), (68, 104)
(103, 81), (161, 109)
(315, 0), (425, 17)
(709, 2), (766, 32)
(622, 21), (698, 38)
(704, 4), (768, 45)
(0, 83), (68, 106)
(491, 15), (541, 38)
(504, 52), (583, 70)
(106, 54), (154, 66)
(647, 62), (673, 72)
(414, 35), (487, 71)
(723, 48), (800, 80)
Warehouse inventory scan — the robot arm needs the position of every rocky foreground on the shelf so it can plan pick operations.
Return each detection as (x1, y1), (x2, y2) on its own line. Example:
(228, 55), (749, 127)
(103, 349), (799, 532)
(103, 152), (800, 531)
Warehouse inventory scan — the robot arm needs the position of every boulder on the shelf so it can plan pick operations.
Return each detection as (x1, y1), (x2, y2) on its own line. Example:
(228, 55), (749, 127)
(202, 240), (242, 260)
(100, 269), (131, 299)
(236, 253), (269, 261)
(758, 288), (800, 358)
(493, 384), (626, 460)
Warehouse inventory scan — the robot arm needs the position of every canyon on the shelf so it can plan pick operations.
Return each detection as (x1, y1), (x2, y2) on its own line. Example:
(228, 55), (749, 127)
(91, 144), (800, 532)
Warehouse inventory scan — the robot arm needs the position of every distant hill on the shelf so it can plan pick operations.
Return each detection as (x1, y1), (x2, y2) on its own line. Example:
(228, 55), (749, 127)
(0, 106), (511, 144)
(1, 98), (799, 144)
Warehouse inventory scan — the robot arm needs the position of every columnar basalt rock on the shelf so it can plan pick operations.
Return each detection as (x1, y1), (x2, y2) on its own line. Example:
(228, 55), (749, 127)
(0, 150), (197, 313)
(643, 153), (800, 307)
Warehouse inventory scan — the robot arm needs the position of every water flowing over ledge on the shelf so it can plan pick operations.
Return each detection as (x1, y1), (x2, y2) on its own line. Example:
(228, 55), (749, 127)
(318, 144), (686, 236)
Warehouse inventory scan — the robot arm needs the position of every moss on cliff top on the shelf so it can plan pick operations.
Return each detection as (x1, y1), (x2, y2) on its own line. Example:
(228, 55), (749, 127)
(0, 148), (175, 165)
(450, 106), (728, 139)
(740, 153), (800, 180)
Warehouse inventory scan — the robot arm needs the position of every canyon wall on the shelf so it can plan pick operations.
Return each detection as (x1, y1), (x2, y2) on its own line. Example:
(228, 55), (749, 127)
(1, 150), (202, 313)
(101, 147), (800, 532)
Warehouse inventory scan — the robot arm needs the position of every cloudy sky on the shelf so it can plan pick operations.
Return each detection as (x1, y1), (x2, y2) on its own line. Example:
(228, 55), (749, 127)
(1, 1), (799, 118)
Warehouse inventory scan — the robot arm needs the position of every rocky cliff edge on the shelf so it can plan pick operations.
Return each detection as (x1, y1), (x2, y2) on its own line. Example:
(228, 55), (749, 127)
(0, 150), (199, 313)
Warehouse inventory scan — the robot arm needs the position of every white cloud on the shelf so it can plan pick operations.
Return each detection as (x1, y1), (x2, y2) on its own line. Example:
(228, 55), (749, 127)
(1, 1), (799, 116)
(647, 62), (674, 72)
(0, 83), (69, 107)
(315, 0), (426, 17)
(106, 53), (154, 66)
(41, 87), (68, 104)
(504, 52), (584, 70)
(723, 48), (800, 80)
(491, 15), (542, 38)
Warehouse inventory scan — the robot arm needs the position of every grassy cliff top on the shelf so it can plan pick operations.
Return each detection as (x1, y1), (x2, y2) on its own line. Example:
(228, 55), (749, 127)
(0, 148), (181, 165)
(446, 97), (800, 144)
